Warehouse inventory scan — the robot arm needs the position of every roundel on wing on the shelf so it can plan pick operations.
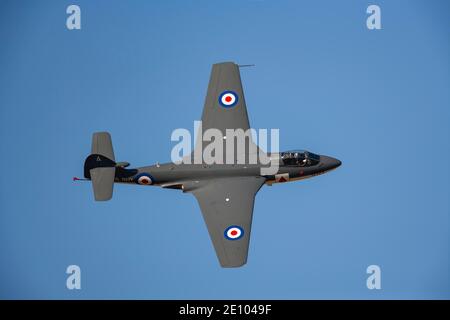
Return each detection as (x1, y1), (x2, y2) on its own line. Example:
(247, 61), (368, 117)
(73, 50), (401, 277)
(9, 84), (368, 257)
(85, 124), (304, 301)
(224, 225), (244, 240)
(135, 173), (154, 185)
(218, 91), (238, 108)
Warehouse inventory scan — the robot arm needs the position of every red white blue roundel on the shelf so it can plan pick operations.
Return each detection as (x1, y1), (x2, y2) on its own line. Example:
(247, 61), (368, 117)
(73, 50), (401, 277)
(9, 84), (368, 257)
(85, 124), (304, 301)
(224, 225), (244, 240)
(219, 91), (238, 108)
(135, 173), (154, 185)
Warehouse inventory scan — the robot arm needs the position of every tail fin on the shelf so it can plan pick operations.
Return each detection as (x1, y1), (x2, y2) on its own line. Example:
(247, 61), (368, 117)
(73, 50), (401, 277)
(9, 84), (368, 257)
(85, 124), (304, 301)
(84, 132), (116, 201)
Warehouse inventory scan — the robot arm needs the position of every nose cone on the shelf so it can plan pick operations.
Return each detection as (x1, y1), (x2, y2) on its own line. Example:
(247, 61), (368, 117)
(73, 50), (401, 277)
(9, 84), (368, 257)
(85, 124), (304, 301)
(320, 155), (342, 171)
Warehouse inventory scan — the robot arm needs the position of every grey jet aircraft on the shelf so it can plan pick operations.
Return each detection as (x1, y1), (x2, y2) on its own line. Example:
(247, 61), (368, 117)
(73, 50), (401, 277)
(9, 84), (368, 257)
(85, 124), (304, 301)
(77, 62), (341, 267)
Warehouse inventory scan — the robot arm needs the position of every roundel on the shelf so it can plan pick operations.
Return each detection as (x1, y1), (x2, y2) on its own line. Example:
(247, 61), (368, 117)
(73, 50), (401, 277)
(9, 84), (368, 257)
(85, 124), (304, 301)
(218, 91), (238, 108)
(224, 225), (244, 240)
(135, 173), (154, 185)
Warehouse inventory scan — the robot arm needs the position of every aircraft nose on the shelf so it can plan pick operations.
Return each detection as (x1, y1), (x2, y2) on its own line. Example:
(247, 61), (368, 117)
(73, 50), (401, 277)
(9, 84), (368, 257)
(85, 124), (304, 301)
(320, 155), (342, 171)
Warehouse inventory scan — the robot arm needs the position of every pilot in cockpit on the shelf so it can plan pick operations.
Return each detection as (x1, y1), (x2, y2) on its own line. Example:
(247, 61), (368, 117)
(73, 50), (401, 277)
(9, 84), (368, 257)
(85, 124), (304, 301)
(281, 150), (320, 167)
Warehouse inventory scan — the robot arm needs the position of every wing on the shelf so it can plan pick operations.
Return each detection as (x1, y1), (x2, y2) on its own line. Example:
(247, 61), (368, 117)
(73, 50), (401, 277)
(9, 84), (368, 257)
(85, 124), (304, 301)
(201, 62), (250, 133)
(186, 176), (266, 267)
(192, 62), (265, 164)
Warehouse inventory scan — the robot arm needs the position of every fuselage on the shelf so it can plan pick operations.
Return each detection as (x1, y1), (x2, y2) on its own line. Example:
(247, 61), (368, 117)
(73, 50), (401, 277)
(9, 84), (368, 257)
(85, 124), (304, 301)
(111, 152), (341, 188)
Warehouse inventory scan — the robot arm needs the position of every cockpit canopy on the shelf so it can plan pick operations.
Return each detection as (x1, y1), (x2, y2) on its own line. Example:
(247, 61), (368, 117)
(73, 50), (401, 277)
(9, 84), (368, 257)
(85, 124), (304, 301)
(280, 150), (320, 167)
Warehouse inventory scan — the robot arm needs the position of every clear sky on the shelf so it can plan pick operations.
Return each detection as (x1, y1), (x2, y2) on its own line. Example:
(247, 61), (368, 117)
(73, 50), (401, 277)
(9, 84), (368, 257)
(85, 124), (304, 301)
(0, 0), (449, 299)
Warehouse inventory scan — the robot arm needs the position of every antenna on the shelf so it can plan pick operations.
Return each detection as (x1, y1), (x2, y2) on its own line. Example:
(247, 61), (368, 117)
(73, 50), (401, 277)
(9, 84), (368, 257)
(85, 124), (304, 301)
(238, 64), (255, 68)
(73, 177), (88, 181)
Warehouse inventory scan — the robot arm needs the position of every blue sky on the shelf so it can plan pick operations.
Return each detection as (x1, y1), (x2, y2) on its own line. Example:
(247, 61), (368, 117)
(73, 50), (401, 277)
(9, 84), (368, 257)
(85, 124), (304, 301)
(0, 0), (449, 299)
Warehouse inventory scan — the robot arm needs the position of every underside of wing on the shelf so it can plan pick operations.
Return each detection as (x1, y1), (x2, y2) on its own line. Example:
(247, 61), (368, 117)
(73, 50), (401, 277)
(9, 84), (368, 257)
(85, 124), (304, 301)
(186, 176), (266, 267)
(201, 62), (250, 134)
(192, 62), (266, 164)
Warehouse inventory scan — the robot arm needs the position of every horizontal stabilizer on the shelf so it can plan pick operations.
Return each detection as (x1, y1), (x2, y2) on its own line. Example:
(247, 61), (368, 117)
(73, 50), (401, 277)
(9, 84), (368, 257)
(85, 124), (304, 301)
(92, 132), (115, 161)
(90, 167), (115, 201)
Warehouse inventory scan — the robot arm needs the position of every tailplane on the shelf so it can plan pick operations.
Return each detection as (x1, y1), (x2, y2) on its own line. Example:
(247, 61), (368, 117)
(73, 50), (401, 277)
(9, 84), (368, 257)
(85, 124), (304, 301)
(84, 132), (116, 201)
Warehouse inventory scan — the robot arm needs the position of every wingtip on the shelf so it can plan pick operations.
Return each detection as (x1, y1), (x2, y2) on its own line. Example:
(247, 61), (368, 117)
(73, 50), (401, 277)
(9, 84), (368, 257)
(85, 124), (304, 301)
(213, 61), (236, 67)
